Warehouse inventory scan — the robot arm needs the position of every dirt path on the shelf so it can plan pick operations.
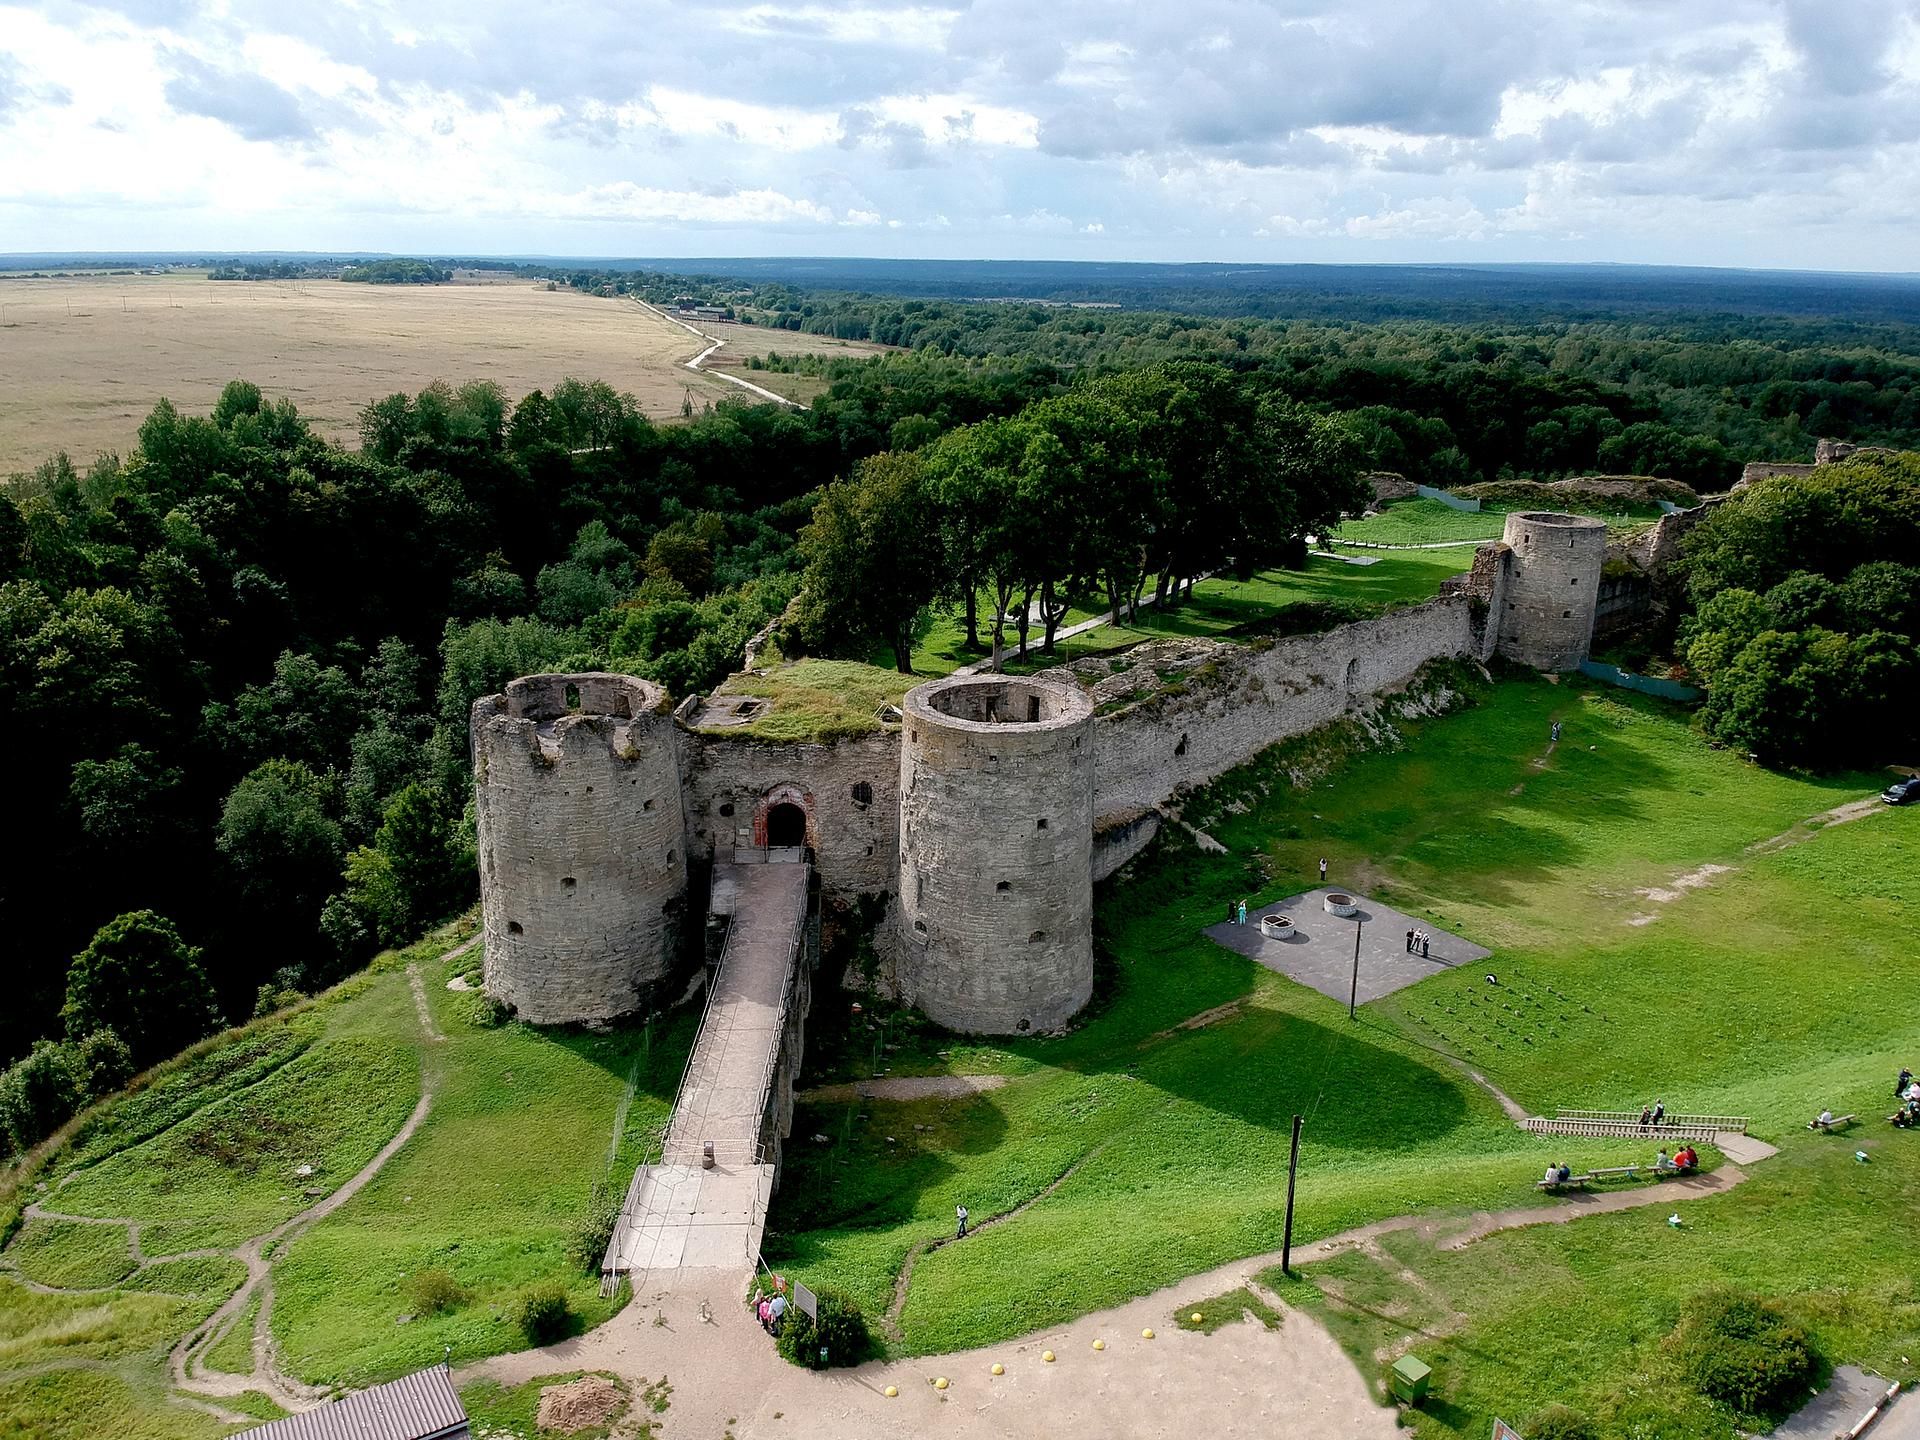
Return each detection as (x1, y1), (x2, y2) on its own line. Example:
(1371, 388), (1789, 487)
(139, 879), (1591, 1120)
(4, 943), (459, 1416)
(799, 1076), (1010, 1105)
(883, 1139), (1117, 1337)
(1748, 796), (1889, 855)
(628, 298), (807, 410)
(465, 1161), (1752, 1439)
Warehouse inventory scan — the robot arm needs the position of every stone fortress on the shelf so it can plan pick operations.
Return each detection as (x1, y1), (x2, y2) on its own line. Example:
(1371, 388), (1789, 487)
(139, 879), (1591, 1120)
(471, 508), (1616, 1042)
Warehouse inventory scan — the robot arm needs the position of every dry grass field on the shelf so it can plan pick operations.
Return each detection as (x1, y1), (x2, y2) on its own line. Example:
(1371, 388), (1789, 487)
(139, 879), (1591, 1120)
(0, 272), (885, 473)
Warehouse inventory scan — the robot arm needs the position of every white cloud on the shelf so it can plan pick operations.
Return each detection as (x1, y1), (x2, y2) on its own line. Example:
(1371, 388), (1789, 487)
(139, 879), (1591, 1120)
(0, 0), (1915, 266)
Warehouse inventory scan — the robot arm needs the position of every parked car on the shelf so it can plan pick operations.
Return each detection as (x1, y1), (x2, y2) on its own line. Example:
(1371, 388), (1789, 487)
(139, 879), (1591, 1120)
(1882, 776), (1920, 806)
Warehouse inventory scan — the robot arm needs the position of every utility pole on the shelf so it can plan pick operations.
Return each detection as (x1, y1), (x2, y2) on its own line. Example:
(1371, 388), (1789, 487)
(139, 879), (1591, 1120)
(1348, 916), (1364, 1020)
(1281, 1113), (1303, 1275)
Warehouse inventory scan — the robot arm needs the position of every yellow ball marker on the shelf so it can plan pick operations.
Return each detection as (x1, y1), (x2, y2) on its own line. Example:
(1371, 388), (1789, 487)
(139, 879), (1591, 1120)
(1142, 1328), (1155, 1339)
(1092, 1338), (1106, 1351)
(884, 1386), (898, 1398)
(934, 1376), (949, 1390)
(1191, 1312), (1204, 1323)
(991, 1363), (1005, 1376)
(1042, 1350), (1056, 1363)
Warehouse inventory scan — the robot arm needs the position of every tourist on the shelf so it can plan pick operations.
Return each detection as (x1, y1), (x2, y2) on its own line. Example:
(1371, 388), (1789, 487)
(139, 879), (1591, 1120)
(769, 1293), (787, 1331)
(1816, 1109), (1835, 1128)
(1678, 1146), (1698, 1171)
(1638, 1105), (1652, 1129)
(1897, 1067), (1912, 1097)
(1406, 927), (1416, 953)
(956, 1204), (969, 1239)
(1551, 720), (1561, 742)
(1655, 1149), (1671, 1172)
(1544, 1162), (1559, 1183)
(757, 1297), (774, 1332)
(1421, 934), (1431, 959)
(1558, 1162), (1572, 1183)
(1652, 1100), (1665, 1126)
(1237, 899), (1247, 926)
(1319, 857), (1329, 883)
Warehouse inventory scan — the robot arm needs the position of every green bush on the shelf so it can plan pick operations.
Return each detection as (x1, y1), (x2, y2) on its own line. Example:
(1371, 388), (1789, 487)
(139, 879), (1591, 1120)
(1667, 1289), (1818, 1418)
(512, 1280), (571, 1344)
(774, 1287), (871, 1369)
(564, 1183), (621, 1274)
(403, 1267), (468, 1317)
(1525, 1404), (1599, 1440)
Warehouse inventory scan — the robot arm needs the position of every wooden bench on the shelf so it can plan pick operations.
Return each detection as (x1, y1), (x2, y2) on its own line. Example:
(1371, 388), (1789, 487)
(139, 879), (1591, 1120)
(1588, 1165), (1642, 1181)
(1808, 1114), (1857, 1131)
(1535, 1173), (1592, 1192)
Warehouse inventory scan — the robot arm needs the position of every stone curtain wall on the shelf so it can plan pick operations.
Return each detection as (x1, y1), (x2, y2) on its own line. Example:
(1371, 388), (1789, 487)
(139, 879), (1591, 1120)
(1089, 596), (1479, 817)
(472, 674), (687, 1024)
(682, 733), (900, 897)
(897, 676), (1095, 1034)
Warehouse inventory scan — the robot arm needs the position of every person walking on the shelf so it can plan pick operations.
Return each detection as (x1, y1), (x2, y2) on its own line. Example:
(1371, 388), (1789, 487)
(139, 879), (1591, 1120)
(956, 1205), (969, 1239)
(1652, 1099), (1665, 1127)
(1551, 720), (1562, 743)
(1405, 927), (1416, 953)
(1237, 899), (1247, 926)
(1638, 1105), (1652, 1129)
(1319, 857), (1329, 884)
(1421, 934), (1431, 959)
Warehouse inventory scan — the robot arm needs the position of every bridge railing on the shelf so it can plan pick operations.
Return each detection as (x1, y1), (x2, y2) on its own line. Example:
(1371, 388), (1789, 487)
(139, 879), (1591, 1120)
(1554, 1108), (1749, 1133)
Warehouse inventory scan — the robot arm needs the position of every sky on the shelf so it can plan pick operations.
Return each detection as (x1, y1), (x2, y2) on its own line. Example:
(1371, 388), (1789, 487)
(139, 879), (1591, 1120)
(1, 0), (1918, 269)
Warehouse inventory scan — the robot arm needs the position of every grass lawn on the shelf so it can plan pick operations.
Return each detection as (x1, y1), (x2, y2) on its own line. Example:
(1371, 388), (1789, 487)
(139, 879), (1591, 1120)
(0, 921), (696, 1434)
(766, 672), (1919, 1432)
(269, 944), (693, 1388)
(885, 549), (1476, 679)
(1334, 497), (1663, 547)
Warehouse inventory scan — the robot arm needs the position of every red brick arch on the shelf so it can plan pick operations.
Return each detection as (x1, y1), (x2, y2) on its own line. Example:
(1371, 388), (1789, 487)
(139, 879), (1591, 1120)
(752, 784), (814, 847)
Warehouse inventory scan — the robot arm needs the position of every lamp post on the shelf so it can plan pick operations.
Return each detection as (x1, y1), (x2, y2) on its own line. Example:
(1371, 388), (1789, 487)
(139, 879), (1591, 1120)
(1281, 1112), (1303, 1275)
(1347, 914), (1364, 1020)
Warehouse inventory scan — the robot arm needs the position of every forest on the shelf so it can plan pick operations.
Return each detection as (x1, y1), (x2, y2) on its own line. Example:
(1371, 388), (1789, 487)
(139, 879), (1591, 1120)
(3, 265), (1918, 1159)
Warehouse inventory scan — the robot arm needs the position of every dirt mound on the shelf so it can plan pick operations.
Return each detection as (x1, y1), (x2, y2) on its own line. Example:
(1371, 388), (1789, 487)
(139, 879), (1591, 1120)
(535, 1374), (626, 1433)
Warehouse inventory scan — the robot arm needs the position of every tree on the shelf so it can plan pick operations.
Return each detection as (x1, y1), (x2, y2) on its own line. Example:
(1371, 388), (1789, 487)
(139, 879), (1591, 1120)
(376, 782), (468, 928)
(217, 759), (345, 926)
(61, 910), (220, 1069)
(0, 1041), (85, 1157)
(794, 452), (944, 673)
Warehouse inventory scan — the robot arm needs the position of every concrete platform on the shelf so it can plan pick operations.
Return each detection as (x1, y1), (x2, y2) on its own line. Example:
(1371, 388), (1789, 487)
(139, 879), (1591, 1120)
(1204, 888), (1489, 1005)
(609, 1162), (776, 1274)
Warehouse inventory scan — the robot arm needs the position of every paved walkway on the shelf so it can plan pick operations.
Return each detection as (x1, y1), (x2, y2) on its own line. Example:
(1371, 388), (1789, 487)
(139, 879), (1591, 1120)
(607, 861), (807, 1278)
(468, 1155), (1756, 1439)
(1205, 888), (1490, 1006)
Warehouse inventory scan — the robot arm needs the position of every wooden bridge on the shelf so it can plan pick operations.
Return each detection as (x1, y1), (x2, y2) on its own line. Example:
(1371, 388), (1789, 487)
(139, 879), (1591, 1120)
(1521, 1107), (1749, 1143)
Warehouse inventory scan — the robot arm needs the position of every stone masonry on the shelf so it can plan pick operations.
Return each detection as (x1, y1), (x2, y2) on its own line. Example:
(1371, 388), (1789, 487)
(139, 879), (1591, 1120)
(472, 673), (687, 1024)
(896, 675), (1095, 1034)
(1490, 511), (1606, 671)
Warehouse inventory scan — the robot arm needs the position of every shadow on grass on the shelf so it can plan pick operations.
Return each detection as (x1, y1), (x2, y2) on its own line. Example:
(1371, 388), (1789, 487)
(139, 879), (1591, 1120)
(1096, 1005), (1476, 1151)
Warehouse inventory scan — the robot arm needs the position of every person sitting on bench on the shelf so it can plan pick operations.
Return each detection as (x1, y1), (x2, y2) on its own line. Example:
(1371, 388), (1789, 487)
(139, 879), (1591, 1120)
(1815, 1109), (1835, 1128)
(1672, 1145), (1698, 1172)
(1654, 1149), (1672, 1171)
(1544, 1162), (1560, 1184)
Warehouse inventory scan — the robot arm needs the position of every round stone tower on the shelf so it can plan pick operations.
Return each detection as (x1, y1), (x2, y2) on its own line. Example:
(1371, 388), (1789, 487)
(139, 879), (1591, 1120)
(1494, 511), (1607, 671)
(471, 673), (687, 1025)
(897, 673), (1095, 1035)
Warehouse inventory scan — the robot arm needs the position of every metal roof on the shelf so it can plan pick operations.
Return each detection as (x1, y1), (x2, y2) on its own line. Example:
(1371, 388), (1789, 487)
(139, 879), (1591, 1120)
(235, 1365), (469, 1440)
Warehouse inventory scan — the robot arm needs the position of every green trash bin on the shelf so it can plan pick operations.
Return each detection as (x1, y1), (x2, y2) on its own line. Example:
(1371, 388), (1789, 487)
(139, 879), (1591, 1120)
(1390, 1354), (1432, 1405)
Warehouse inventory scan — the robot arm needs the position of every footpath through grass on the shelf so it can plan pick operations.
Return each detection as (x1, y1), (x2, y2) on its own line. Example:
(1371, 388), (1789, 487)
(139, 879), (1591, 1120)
(767, 673), (1919, 1436)
(1334, 496), (1664, 546)
(0, 923), (695, 1436)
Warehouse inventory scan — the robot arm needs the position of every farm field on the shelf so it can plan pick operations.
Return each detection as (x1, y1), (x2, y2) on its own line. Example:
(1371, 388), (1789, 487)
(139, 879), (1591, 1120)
(0, 272), (884, 474)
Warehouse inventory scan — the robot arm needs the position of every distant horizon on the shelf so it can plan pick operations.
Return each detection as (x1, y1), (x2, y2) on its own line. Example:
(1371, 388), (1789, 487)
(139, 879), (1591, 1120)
(5, 253), (1919, 282)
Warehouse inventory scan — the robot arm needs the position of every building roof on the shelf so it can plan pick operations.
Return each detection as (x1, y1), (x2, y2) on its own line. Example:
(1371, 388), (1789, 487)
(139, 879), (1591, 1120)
(235, 1365), (469, 1440)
